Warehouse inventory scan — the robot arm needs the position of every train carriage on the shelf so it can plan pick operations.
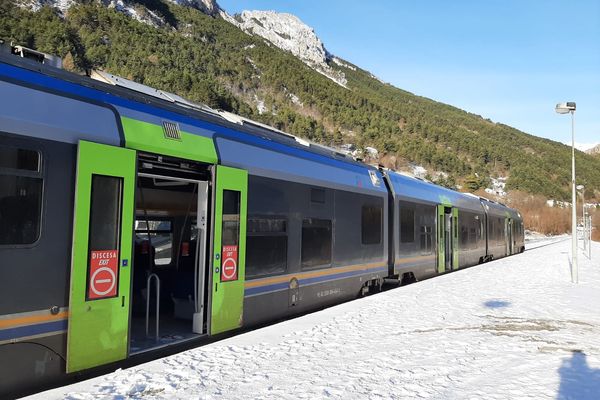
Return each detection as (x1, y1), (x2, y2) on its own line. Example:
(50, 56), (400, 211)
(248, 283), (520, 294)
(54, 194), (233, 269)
(383, 170), (488, 282)
(215, 113), (390, 326)
(0, 44), (523, 398)
(0, 45), (389, 396)
(481, 199), (523, 260)
(480, 199), (525, 259)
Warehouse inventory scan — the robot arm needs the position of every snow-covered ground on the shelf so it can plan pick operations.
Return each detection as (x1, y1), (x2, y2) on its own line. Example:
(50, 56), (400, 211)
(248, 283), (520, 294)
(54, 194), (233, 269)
(525, 231), (569, 247)
(28, 239), (600, 399)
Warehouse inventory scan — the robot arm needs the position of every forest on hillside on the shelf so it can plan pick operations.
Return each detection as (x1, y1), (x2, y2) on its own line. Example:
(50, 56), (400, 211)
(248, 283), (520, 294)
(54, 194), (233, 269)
(1, 0), (599, 202)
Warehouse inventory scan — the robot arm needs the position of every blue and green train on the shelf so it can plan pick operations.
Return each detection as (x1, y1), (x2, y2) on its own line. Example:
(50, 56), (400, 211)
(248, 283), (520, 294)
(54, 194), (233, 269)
(0, 44), (524, 398)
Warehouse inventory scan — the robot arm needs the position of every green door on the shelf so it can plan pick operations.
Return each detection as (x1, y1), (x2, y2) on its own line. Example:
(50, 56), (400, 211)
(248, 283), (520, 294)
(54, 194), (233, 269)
(66, 141), (136, 372)
(437, 205), (445, 273)
(452, 207), (459, 269)
(210, 165), (248, 335)
(437, 205), (459, 273)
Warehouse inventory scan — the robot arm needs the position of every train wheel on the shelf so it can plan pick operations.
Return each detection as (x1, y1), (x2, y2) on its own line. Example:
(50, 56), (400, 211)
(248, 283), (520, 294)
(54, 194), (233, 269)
(400, 272), (416, 286)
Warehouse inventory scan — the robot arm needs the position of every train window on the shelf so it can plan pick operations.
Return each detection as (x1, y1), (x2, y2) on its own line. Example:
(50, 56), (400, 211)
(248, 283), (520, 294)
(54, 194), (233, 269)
(0, 175), (43, 245)
(222, 190), (241, 248)
(0, 145), (40, 172)
(469, 228), (478, 249)
(479, 219), (484, 240)
(301, 218), (332, 269)
(311, 188), (325, 204)
(361, 204), (382, 245)
(460, 225), (469, 247)
(0, 145), (43, 246)
(400, 207), (415, 243)
(135, 219), (173, 266)
(247, 217), (287, 277)
(89, 175), (122, 251)
(520, 222), (524, 236)
(419, 226), (433, 253)
(248, 217), (286, 234)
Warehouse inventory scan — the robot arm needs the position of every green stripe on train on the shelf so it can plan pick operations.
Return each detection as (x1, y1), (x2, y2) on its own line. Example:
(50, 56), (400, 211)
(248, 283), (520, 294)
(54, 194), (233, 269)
(121, 117), (218, 163)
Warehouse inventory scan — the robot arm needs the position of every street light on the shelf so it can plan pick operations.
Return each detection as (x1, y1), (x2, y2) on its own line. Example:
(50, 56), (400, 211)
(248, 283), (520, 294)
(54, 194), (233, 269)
(576, 184), (585, 252)
(555, 102), (577, 283)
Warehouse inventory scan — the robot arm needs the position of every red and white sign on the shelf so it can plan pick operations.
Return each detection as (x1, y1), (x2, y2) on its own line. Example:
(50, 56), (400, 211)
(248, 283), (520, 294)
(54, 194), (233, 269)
(88, 250), (119, 300)
(221, 245), (238, 282)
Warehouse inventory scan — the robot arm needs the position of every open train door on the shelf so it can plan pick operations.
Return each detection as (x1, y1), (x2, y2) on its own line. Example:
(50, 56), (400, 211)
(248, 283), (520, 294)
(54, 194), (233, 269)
(66, 141), (136, 372)
(209, 165), (247, 335)
(452, 207), (459, 268)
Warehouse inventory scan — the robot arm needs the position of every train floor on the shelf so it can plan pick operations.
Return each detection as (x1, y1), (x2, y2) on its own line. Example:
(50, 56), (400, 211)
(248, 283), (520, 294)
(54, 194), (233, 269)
(129, 314), (201, 354)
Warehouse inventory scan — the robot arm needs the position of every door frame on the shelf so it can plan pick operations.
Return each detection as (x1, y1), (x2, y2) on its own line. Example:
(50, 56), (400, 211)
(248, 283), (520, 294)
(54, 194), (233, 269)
(452, 207), (459, 269)
(506, 218), (513, 255)
(444, 211), (453, 270)
(135, 172), (210, 335)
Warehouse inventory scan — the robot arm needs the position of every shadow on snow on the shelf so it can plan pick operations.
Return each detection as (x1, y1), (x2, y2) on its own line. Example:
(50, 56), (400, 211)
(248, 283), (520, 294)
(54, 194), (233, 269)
(557, 350), (600, 400)
(483, 300), (511, 308)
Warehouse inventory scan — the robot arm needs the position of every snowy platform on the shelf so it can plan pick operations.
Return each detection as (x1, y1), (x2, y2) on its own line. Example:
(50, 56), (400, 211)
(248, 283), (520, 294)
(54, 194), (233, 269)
(28, 239), (600, 399)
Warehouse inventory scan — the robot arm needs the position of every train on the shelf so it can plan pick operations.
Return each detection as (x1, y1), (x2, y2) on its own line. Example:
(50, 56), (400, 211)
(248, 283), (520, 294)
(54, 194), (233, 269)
(0, 43), (524, 398)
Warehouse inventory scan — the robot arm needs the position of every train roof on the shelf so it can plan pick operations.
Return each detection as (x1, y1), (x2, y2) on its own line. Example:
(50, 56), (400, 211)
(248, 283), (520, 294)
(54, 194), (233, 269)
(0, 44), (524, 209)
(0, 49), (360, 163)
(383, 170), (522, 218)
(481, 198), (522, 220)
(0, 45), (388, 195)
(384, 170), (484, 213)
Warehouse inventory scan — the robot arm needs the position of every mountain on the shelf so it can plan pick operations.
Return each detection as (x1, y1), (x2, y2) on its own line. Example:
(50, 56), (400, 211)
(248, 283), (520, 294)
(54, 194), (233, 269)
(586, 144), (600, 157)
(2, 0), (600, 201)
(226, 10), (347, 87)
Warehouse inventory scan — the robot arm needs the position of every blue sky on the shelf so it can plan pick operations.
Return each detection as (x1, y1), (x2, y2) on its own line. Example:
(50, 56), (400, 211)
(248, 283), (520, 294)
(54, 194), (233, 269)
(219, 0), (600, 149)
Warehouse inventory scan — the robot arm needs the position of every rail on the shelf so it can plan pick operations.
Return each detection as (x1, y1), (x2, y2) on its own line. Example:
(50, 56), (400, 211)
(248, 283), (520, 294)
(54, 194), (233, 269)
(146, 273), (160, 341)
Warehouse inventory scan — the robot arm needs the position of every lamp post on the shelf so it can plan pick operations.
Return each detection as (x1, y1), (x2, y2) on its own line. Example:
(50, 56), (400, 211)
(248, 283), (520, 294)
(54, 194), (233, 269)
(556, 102), (577, 283)
(589, 212), (592, 260)
(576, 184), (585, 252)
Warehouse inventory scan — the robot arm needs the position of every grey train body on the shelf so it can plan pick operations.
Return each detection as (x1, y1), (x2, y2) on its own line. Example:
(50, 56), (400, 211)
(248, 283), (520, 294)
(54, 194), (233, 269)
(0, 50), (524, 398)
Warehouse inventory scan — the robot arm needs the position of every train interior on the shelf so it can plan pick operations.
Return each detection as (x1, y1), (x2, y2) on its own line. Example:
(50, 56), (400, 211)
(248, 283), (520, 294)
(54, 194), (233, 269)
(130, 156), (211, 353)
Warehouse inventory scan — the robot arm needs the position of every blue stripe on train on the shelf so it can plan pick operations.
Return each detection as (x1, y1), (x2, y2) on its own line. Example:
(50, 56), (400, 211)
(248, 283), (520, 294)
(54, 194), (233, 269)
(0, 319), (68, 341)
(245, 282), (290, 297)
(0, 63), (372, 176)
(396, 259), (433, 268)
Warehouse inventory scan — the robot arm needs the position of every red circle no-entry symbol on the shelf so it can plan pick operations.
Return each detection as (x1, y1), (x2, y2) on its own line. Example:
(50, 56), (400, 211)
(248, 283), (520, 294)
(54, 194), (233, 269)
(221, 245), (238, 282)
(88, 250), (119, 300)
